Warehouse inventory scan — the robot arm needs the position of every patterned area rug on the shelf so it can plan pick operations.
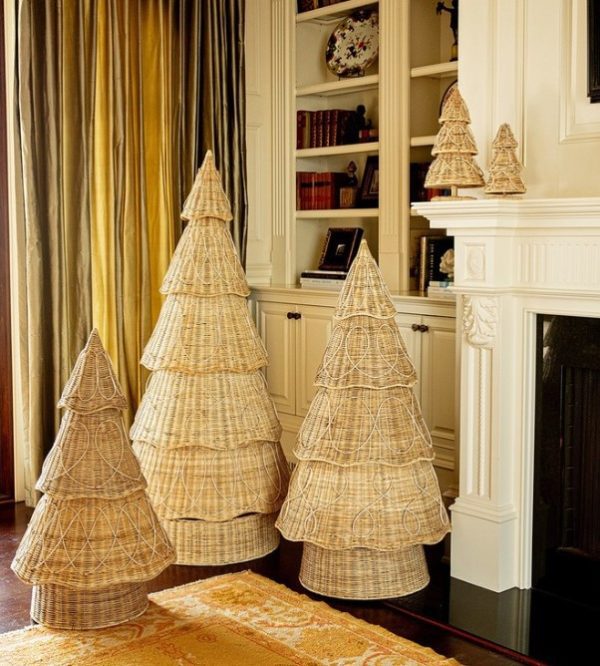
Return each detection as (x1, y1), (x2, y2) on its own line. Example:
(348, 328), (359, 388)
(0, 571), (461, 665)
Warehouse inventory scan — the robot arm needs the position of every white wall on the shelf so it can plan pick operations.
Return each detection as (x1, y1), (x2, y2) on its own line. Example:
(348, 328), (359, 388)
(461, 0), (600, 198)
(245, 0), (274, 284)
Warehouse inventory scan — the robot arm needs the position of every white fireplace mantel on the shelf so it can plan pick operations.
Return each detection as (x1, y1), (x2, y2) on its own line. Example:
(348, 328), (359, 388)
(413, 197), (600, 592)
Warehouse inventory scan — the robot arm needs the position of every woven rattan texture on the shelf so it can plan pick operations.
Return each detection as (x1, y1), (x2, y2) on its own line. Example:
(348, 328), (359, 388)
(12, 491), (175, 588)
(37, 409), (146, 499)
(181, 152), (233, 222)
(31, 582), (148, 630)
(130, 370), (281, 449)
(141, 293), (268, 373)
(163, 513), (280, 566)
(334, 241), (397, 320)
(58, 330), (128, 413)
(133, 441), (290, 520)
(300, 543), (429, 599)
(315, 316), (417, 389)
(276, 461), (449, 550)
(295, 387), (433, 466)
(160, 218), (249, 297)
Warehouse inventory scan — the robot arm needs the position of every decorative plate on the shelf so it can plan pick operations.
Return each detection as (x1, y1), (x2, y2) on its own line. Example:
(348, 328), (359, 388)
(325, 10), (379, 79)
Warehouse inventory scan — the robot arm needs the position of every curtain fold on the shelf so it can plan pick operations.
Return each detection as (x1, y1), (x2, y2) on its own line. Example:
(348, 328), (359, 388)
(196, 0), (247, 265)
(91, 0), (199, 421)
(15, 0), (96, 504)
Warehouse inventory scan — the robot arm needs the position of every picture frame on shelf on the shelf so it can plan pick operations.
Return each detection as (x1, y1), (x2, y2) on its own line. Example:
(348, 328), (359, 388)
(318, 227), (364, 271)
(358, 155), (379, 207)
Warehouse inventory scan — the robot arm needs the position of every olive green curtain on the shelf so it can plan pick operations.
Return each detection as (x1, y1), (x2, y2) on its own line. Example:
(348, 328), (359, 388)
(14, 0), (96, 505)
(14, 0), (201, 505)
(197, 0), (248, 265)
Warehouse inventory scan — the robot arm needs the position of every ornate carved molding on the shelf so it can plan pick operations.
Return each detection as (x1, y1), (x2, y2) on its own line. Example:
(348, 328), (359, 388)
(463, 296), (498, 348)
(465, 244), (486, 281)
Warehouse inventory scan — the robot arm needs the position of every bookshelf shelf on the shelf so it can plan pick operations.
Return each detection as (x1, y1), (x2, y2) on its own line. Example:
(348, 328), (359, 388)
(296, 208), (379, 219)
(296, 75), (379, 98)
(296, 142), (379, 158)
(296, 0), (377, 24)
(410, 61), (458, 79)
(410, 135), (436, 148)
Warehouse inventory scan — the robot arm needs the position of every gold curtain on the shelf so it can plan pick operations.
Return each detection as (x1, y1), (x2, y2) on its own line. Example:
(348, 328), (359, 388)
(91, 0), (199, 421)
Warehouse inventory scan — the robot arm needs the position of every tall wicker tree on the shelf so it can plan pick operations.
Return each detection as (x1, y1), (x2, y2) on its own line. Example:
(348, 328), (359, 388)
(11, 330), (175, 629)
(276, 241), (450, 599)
(484, 123), (526, 196)
(425, 86), (485, 198)
(131, 152), (289, 565)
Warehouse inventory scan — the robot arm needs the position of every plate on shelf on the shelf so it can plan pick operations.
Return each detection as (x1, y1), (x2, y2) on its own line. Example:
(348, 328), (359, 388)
(325, 10), (379, 79)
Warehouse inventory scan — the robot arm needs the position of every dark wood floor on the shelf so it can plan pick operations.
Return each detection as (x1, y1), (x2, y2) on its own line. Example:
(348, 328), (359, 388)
(0, 502), (546, 665)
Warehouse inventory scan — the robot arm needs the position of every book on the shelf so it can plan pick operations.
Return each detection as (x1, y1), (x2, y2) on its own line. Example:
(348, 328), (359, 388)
(418, 235), (454, 291)
(427, 285), (456, 300)
(301, 270), (347, 280)
(300, 277), (345, 290)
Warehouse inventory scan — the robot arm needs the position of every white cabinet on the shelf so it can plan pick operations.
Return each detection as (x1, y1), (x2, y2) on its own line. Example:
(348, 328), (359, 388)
(396, 312), (457, 487)
(254, 295), (334, 458)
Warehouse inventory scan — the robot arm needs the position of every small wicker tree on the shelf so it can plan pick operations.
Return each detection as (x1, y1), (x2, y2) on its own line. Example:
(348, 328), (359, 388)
(131, 151), (289, 565)
(425, 86), (485, 199)
(276, 241), (450, 600)
(11, 330), (175, 629)
(484, 123), (526, 196)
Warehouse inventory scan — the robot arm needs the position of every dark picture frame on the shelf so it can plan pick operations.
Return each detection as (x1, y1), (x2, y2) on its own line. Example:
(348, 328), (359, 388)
(318, 227), (364, 271)
(589, 0), (600, 103)
(358, 155), (379, 207)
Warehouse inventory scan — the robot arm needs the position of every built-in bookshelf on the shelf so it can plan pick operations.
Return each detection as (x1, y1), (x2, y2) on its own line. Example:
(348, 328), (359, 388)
(269, 0), (458, 293)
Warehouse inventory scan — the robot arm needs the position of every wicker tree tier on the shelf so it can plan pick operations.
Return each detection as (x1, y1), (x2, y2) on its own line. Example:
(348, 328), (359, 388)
(276, 241), (450, 600)
(11, 330), (175, 629)
(131, 151), (289, 565)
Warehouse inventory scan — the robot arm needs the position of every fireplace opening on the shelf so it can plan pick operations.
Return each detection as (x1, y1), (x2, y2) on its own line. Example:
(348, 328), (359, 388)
(532, 315), (600, 607)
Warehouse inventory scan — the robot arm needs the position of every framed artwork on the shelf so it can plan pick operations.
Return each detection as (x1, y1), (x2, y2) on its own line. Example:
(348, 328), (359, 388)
(358, 155), (379, 207)
(318, 227), (364, 271)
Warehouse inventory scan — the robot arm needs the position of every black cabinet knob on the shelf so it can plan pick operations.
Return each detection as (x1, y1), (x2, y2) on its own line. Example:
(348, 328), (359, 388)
(419, 324), (429, 333)
(287, 311), (295, 319)
(294, 312), (302, 320)
(411, 323), (420, 331)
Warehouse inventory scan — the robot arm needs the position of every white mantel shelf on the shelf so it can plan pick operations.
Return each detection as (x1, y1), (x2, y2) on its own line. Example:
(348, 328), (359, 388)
(416, 197), (600, 593)
(413, 197), (600, 229)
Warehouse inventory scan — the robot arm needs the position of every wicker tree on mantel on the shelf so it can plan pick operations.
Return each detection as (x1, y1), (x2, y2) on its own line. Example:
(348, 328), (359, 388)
(425, 86), (485, 199)
(484, 123), (526, 196)
(276, 240), (450, 600)
(11, 329), (175, 630)
(131, 151), (290, 565)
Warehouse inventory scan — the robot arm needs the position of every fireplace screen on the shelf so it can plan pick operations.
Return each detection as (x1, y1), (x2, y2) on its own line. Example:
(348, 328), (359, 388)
(533, 315), (600, 604)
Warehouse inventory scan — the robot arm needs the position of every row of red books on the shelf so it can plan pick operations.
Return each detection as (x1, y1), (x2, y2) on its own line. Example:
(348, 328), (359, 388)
(297, 109), (363, 149)
(296, 172), (347, 210)
(297, 0), (343, 13)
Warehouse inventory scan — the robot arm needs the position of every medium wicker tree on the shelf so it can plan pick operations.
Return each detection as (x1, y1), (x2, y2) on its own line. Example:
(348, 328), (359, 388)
(484, 123), (526, 196)
(11, 330), (175, 629)
(276, 241), (450, 599)
(425, 86), (485, 198)
(131, 151), (290, 565)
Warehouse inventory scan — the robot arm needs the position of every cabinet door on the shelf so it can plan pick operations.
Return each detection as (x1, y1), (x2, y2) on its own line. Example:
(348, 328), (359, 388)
(295, 305), (334, 417)
(395, 312), (422, 402)
(419, 316), (456, 473)
(256, 301), (296, 415)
